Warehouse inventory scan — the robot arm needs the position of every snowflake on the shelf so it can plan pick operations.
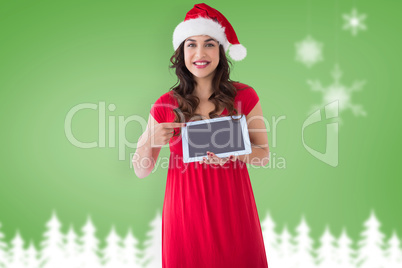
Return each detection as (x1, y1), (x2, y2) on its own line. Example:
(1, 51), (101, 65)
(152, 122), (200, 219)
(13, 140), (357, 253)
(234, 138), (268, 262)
(307, 64), (366, 124)
(295, 35), (323, 68)
(342, 8), (367, 36)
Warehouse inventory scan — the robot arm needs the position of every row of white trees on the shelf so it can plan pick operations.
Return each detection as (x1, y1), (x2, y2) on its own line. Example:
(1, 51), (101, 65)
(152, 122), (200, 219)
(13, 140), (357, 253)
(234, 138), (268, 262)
(262, 210), (401, 268)
(0, 209), (401, 268)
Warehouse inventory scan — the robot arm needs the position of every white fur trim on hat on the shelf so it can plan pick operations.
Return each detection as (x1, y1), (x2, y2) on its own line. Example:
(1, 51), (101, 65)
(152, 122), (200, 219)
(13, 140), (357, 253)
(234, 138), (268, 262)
(228, 44), (247, 61)
(173, 17), (230, 51)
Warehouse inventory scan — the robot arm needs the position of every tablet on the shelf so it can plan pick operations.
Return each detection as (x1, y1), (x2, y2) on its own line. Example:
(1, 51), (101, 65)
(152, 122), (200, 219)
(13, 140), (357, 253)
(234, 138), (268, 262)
(181, 114), (252, 163)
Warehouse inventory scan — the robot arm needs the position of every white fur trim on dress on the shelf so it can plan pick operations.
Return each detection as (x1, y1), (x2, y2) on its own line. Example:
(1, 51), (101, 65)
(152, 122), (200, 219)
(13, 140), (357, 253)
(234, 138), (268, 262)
(173, 17), (230, 51)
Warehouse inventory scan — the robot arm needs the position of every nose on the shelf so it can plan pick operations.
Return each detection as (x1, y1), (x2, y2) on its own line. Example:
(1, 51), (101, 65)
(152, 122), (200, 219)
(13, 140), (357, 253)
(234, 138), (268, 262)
(195, 45), (206, 58)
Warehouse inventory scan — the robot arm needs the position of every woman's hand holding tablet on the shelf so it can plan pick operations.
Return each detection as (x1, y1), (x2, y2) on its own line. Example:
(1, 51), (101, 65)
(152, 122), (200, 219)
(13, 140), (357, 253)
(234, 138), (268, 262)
(199, 151), (239, 166)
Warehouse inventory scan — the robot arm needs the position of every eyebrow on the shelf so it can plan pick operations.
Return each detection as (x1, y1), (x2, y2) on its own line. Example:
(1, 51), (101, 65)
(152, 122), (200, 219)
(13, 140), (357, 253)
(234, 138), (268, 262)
(185, 38), (217, 43)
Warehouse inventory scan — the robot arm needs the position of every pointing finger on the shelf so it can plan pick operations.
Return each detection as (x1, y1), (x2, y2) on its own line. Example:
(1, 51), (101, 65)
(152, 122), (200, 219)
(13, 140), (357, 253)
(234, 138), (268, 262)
(163, 122), (187, 129)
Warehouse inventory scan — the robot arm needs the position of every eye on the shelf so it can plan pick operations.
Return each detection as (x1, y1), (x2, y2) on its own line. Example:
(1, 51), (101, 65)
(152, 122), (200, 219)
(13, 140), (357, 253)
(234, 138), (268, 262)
(206, 43), (215, 47)
(187, 43), (195, 47)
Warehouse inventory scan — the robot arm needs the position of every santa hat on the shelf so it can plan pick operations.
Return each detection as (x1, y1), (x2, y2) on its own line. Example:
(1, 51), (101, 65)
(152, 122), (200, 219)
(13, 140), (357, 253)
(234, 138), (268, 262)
(172, 3), (247, 61)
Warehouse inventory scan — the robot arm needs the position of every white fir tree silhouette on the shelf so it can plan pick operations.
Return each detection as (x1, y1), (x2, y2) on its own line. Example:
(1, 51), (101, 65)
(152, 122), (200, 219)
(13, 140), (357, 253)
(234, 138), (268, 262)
(8, 230), (26, 268)
(63, 224), (81, 268)
(121, 228), (142, 268)
(77, 215), (102, 268)
(260, 211), (280, 267)
(141, 210), (162, 268)
(336, 228), (356, 268)
(102, 225), (125, 268)
(39, 210), (66, 268)
(384, 230), (402, 267)
(25, 240), (40, 268)
(277, 224), (296, 267)
(291, 215), (316, 268)
(316, 225), (338, 268)
(0, 208), (401, 267)
(0, 221), (8, 268)
(356, 210), (387, 268)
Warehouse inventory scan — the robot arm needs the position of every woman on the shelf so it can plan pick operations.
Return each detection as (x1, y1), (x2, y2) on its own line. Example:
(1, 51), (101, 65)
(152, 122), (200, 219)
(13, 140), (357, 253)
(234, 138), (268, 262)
(133, 3), (269, 268)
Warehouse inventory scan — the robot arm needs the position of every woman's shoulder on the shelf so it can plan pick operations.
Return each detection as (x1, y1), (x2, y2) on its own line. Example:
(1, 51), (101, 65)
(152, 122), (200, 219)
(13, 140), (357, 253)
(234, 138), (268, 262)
(232, 82), (258, 98)
(154, 90), (178, 105)
(232, 81), (253, 91)
(150, 91), (178, 123)
(231, 82), (260, 115)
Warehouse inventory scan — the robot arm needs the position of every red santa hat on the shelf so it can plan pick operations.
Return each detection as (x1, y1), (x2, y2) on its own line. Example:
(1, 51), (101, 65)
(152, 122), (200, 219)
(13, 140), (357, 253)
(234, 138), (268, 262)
(173, 3), (247, 61)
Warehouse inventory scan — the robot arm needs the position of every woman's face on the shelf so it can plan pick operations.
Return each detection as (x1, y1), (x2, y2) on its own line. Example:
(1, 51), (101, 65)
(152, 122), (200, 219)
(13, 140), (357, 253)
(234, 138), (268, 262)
(183, 35), (220, 81)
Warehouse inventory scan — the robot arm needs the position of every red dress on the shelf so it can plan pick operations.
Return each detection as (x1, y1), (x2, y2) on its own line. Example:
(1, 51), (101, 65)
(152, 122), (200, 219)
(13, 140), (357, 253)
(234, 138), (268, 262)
(150, 82), (269, 268)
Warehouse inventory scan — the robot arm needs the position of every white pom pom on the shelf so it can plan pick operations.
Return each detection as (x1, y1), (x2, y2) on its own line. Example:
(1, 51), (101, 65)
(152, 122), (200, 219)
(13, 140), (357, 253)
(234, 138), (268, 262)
(228, 44), (247, 61)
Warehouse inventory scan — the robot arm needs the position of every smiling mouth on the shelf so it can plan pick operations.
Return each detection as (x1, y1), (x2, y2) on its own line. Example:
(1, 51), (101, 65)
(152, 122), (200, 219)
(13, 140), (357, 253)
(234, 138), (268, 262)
(193, 61), (210, 66)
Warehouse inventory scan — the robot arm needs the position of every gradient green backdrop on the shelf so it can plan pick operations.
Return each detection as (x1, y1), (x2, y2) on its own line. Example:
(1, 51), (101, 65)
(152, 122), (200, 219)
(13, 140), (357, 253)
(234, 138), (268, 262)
(1, 0), (401, 251)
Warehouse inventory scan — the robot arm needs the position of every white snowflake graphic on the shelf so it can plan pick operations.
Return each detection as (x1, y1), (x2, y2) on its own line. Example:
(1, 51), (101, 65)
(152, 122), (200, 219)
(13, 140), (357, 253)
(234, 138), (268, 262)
(295, 35), (323, 68)
(342, 8), (367, 36)
(307, 64), (366, 125)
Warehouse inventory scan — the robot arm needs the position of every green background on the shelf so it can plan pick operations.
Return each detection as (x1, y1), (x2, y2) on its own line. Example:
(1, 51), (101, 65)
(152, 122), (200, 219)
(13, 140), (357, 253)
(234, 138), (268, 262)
(0, 0), (401, 250)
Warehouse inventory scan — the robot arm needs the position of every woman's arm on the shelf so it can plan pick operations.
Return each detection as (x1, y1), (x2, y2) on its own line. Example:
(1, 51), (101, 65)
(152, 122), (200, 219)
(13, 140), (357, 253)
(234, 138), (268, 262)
(237, 101), (269, 166)
(132, 114), (161, 178)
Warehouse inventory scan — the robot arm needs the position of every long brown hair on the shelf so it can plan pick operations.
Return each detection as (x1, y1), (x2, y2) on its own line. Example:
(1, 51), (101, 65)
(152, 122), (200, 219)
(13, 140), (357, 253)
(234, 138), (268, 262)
(169, 41), (241, 137)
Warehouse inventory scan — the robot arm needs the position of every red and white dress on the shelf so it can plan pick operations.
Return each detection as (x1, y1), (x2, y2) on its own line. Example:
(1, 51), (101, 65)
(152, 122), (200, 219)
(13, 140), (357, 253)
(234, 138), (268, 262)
(150, 82), (269, 268)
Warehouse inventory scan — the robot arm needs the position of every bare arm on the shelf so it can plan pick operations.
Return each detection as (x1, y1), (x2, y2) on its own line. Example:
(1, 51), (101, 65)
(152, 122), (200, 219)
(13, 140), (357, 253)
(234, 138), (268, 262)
(132, 114), (186, 178)
(132, 114), (161, 179)
(237, 101), (270, 166)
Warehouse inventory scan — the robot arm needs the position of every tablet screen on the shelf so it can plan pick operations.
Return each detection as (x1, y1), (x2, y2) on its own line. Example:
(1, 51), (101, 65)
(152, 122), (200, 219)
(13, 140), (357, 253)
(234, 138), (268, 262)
(181, 115), (251, 163)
